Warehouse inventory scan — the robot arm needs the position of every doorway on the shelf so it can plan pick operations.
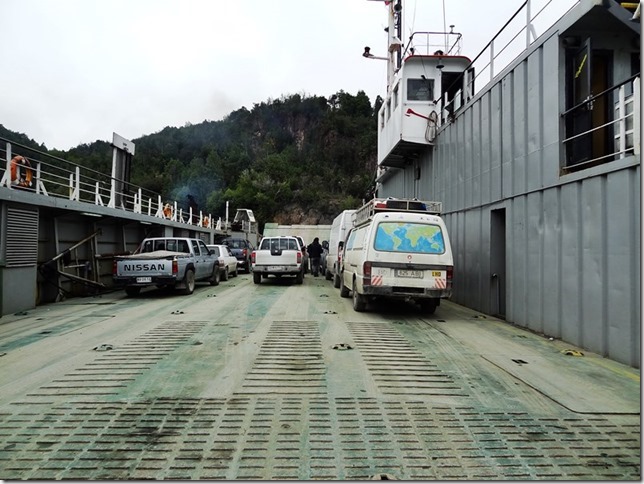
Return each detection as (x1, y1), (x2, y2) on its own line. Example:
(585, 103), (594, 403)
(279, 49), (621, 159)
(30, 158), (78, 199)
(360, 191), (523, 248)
(490, 208), (506, 318)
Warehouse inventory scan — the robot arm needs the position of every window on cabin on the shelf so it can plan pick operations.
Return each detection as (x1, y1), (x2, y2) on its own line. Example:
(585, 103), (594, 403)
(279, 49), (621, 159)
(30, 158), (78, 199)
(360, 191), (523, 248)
(386, 99), (391, 120)
(393, 84), (399, 109)
(178, 240), (189, 253)
(407, 78), (434, 101)
(191, 239), (201, 255)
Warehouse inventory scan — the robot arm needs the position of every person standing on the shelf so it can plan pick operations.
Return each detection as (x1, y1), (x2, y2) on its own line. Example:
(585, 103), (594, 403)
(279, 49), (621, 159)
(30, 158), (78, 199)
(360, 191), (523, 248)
(307, 237), (324, 277)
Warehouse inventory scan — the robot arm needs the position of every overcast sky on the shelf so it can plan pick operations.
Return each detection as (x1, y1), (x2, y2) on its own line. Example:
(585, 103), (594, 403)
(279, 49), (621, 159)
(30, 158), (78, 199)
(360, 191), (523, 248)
(2, 0), (576, 151)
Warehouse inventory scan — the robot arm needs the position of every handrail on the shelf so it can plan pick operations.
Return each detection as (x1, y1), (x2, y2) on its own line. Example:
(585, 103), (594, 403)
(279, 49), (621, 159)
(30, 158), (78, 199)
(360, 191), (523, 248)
(402, 30), (463, 58)
(435, 0), (576, 119)
(562, 76), (640, 171)
(0, 137), (223, 230)
(561, 72), (640, 117)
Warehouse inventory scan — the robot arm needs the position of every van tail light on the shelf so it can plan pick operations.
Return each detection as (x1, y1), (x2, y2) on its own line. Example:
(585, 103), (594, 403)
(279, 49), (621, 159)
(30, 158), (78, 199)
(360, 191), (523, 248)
(251, 251), (256, 264)
(363, 261), (372, 286)
(172, 259), (178, 274)
(297, 251), (302, 264)
(112, 260), (117, 275)
(446, 266), (453, 289)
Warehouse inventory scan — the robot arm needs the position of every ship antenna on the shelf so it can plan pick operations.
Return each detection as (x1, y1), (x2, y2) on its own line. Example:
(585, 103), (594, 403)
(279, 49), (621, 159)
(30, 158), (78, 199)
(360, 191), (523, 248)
(442, 0), (448, 51)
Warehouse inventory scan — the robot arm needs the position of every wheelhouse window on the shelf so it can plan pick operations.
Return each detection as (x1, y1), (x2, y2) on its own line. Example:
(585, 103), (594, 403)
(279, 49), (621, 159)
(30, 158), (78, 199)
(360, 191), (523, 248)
(407, 78), (434, 101)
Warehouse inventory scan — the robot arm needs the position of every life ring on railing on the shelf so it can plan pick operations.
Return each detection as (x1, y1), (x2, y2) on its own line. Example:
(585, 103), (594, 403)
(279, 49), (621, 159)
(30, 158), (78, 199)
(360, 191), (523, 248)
(202, 216), (209, 228)
(10, 156), (33, 188)
(163, 203), (173, 219)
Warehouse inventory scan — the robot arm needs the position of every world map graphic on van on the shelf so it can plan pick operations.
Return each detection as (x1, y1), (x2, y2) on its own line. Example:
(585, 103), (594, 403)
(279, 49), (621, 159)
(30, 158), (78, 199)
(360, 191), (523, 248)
(374, 222), (445, 254)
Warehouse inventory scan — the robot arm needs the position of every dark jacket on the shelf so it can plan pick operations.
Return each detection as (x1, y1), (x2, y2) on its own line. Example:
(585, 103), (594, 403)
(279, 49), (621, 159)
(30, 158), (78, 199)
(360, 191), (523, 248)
(307, 241), (324, 259)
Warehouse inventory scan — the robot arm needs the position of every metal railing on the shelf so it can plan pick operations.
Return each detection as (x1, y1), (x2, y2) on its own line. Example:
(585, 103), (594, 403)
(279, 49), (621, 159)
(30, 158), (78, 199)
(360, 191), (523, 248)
(402, 30), (463, 57)
(438, 0), (577, 122)
(0, 138), (225, 230)
(561, 75), (640, 171)
(465, 0), (575, 96)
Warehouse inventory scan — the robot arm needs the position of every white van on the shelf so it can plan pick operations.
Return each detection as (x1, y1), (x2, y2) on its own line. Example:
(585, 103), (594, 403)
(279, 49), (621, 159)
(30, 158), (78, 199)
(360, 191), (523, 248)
(325, 209), (356, 287)
(340, 198), (453, 313)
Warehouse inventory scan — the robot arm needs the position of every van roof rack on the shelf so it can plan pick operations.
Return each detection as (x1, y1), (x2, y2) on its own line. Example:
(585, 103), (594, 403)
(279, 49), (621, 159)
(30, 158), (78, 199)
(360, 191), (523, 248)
(352, 197), (442, 226)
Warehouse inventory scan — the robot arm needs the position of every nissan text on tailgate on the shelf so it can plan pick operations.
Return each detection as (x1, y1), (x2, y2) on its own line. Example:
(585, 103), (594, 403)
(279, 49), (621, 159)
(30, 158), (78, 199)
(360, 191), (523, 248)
(113, 237), (219, 296)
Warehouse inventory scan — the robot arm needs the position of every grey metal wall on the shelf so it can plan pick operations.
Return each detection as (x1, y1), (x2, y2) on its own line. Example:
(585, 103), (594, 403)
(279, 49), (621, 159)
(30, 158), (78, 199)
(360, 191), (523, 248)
(379, 33), (641, 367)
(1, 204), (39, 314)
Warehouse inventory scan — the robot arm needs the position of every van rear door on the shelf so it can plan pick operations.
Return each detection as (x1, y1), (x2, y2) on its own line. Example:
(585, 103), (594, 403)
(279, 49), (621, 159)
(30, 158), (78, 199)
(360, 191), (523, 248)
(367, 219), (452, 291)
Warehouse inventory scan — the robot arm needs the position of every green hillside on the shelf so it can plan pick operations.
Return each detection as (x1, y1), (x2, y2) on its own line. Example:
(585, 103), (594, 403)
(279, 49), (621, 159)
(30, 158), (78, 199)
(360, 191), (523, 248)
(2, 90), (381, 228)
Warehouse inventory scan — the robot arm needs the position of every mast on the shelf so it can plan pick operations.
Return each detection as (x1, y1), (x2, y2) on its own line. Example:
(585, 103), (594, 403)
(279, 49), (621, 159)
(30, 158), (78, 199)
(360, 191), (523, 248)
(386, 0), (403, 93)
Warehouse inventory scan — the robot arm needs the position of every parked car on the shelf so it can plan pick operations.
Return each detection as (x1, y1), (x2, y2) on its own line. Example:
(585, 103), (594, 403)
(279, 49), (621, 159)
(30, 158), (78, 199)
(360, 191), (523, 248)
(326, 209), (356, 286)
(294, 236), (309, 273)
(251, 236), (304, 284)
(207, 244), (238, 280)
(113, 237), (219, 296)
(320, 240), (329, 277)
(222, 237), (254, 272)
(340, 198), (453, 313)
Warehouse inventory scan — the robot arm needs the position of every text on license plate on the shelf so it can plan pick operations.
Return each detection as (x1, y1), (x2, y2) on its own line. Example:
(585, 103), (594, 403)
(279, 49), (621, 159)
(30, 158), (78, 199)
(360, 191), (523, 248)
(395, 269), (423, 278)
(136, 277), (152, 283)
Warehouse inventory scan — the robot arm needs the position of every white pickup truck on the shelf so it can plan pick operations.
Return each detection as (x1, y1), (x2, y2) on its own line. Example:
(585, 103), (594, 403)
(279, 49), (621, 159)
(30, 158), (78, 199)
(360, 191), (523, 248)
(113, 237), (219, 296)
(251, 236), (304, 284)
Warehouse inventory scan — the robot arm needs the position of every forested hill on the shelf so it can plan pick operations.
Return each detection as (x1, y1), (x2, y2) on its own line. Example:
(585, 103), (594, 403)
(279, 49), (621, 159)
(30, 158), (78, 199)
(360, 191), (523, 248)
(1, 90), (382, 227)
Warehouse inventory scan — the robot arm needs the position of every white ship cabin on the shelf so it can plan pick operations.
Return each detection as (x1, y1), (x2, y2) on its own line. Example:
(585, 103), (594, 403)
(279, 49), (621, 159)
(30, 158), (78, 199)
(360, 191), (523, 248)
(378, 31), (474, 169)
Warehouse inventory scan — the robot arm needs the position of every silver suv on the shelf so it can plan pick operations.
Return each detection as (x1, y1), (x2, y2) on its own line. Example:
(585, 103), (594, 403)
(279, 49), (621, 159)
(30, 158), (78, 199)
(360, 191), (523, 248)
(222, 237), (253, 273)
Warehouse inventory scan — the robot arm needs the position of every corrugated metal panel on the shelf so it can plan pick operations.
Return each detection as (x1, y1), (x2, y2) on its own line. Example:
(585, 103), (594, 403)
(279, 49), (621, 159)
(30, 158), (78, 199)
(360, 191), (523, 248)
(6, 207), (38, 267)
(379, 25), (640, 367)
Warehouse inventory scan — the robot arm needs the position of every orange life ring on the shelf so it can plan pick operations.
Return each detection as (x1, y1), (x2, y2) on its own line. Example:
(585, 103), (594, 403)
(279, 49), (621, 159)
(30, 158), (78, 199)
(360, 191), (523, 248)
(163, 203), (173, 219)
(10, 156), (33, 188)
(202, 216), (209, 227)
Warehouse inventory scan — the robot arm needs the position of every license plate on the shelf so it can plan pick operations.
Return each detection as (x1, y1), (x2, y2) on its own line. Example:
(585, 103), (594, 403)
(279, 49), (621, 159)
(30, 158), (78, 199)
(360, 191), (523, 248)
(395, 269), (423, 279)
(136, 277), (152, 283)
(267, 266), (285, 271)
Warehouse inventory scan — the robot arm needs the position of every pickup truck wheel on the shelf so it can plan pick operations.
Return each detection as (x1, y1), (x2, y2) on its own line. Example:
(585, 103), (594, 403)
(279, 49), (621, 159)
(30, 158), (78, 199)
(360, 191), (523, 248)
(222, 267), (229, 281)
(125, 286), (141, 297)
(209, 266), (220, 286)
(253, 272), (261, 284)
(352, 279), (367, 312)
(296, 270), (303, 284)
(181, 269), (195, 295)
(340, 279), (350, 298)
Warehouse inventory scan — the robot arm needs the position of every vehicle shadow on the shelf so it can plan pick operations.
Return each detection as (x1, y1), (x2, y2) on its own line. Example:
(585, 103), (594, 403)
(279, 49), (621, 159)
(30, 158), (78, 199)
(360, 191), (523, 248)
(255, 276), (301, 287)
(360, 297), (432, 316)
(119, 284), (214, 299)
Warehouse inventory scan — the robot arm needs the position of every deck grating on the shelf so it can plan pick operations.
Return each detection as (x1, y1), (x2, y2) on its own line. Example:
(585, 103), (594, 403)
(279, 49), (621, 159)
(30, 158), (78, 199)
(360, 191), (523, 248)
(0, 397), (639, 480)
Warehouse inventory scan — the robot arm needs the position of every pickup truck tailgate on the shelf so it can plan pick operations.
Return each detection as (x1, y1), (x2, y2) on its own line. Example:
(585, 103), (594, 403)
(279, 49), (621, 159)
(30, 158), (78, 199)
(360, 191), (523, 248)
(115, 250), (178, 277)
